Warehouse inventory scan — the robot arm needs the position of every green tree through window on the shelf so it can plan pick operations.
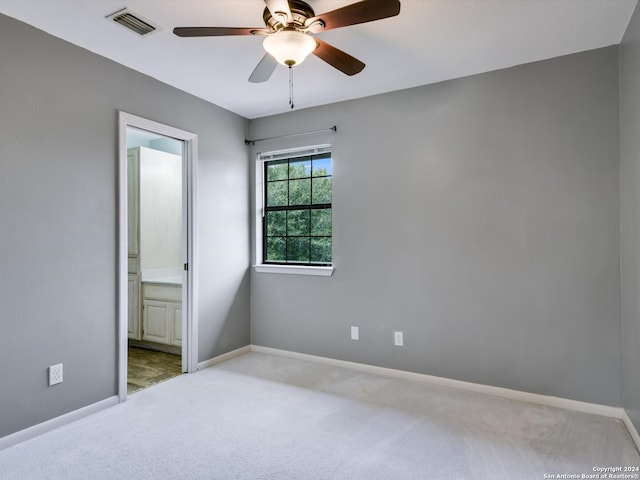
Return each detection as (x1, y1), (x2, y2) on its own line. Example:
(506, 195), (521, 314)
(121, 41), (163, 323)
(264, 152), (332, 265)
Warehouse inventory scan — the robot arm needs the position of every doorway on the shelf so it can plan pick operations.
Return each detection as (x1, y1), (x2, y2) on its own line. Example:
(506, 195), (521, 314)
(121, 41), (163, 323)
(118, 112), (199, 401)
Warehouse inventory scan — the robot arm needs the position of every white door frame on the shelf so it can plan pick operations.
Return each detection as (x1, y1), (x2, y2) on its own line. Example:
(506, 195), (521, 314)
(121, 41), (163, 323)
(117, 111), (199, 402)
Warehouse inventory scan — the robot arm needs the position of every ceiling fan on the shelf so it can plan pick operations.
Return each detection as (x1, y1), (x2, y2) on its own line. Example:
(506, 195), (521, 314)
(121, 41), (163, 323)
(173, 0), (401, 83)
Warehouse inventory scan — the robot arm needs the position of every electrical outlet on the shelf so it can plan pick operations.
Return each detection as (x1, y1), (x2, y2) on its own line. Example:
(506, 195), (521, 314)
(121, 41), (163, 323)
(394, 331), (404, 347)
(49, 363), (63, 386)
(351, 326), (359, 341)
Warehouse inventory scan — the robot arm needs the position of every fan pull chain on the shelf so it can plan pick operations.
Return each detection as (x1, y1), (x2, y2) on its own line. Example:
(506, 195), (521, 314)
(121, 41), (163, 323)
(289, 66), (294, 110)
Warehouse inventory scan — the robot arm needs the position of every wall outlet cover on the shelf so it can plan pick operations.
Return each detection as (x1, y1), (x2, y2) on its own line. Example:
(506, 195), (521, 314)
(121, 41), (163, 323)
(49, 363), (63, 386)
(351, 326), (359, 341)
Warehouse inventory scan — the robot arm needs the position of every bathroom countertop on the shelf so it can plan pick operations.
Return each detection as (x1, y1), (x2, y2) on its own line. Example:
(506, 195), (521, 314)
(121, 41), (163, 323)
(140, 269), (182, 286)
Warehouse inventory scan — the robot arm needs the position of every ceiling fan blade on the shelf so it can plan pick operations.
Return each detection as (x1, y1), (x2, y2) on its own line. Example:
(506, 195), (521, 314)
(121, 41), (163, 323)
(307, 0), (400, 31)
(173, 27), (266, 37)
(249, 54), (278, 83)
(313, 38), (365, 76)
(264, 0), (293, 24)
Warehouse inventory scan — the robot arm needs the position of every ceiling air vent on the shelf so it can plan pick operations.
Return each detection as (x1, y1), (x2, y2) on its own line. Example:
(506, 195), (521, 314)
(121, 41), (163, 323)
(106, 8), (161, 36)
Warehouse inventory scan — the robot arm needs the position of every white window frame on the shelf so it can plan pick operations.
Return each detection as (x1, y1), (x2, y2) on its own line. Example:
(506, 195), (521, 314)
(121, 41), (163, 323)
(254, 144), (334, 276)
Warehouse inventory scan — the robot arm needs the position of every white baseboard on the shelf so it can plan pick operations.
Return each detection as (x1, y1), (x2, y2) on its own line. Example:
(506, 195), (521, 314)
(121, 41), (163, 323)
(0, 396), (118, 451)
(622, 411), (640, 451)
(197, 345), (251, 370)
(250, 345), (627, 421)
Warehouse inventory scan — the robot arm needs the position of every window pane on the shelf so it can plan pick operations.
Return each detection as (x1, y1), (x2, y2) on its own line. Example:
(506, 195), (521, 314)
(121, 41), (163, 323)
(262, 152), (332, 266)
(312, 177), (332, 204)
(312, 156), (331, 177)
(311, 238), (332, 264)
(287, 237), (310, 262)
(287, 210), (310, 237)
(311, 209), (331, 237)
(289, 178), (311, 205)
(289, 158), (311, 179)
(266, 211), (286, 236)
(266, 237), (286, 262)
(266, 160), (288, 181)
(266, 180), (287, 207)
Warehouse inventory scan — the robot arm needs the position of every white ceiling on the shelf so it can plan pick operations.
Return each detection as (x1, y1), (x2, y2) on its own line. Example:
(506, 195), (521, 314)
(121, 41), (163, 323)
(0, 0), (636, 119)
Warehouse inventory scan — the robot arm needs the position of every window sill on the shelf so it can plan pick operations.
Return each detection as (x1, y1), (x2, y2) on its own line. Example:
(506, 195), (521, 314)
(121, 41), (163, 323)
(253, 264), (334, 276)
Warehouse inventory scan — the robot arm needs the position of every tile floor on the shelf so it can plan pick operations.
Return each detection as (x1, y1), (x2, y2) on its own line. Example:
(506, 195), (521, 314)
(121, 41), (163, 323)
(127, 346), (182, 394)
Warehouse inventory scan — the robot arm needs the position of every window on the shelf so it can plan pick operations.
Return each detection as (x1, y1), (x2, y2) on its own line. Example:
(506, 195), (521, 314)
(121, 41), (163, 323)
(261, 147), (332, 267)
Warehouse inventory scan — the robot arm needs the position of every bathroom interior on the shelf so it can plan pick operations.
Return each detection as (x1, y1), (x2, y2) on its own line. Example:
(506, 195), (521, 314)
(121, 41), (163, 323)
(126, 127), (184, 394)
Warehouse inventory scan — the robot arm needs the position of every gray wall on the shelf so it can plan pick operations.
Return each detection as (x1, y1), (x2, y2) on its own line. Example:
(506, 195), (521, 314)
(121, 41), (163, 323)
(0, 14), (250, 438)
(620, 3), (640, 431)
(250, 46), (622, 406)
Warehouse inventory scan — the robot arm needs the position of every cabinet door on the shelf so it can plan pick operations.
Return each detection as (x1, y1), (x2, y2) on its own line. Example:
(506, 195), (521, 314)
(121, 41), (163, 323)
(170, 304), (182, 346)
(143, 300), (171, 344)
(127, 274), (140, 340)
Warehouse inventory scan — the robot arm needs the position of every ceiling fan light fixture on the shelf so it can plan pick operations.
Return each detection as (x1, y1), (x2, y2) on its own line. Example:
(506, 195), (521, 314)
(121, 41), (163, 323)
(263, 29), (317, 67)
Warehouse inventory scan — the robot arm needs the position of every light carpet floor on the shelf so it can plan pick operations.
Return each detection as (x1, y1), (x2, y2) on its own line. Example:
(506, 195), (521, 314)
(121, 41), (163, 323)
(1, 352), (638, 479)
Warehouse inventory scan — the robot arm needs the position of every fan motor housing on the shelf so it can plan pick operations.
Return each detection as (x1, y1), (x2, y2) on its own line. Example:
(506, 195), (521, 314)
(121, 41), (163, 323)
(263, 0), (316, 30)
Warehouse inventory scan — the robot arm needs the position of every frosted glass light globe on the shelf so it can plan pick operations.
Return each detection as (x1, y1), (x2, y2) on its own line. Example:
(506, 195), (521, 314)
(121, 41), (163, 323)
(263, 30), (317, 67)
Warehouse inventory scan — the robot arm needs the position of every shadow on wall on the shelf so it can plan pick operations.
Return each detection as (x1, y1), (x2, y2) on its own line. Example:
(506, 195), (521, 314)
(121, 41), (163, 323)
(204, 269), (251, 358)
